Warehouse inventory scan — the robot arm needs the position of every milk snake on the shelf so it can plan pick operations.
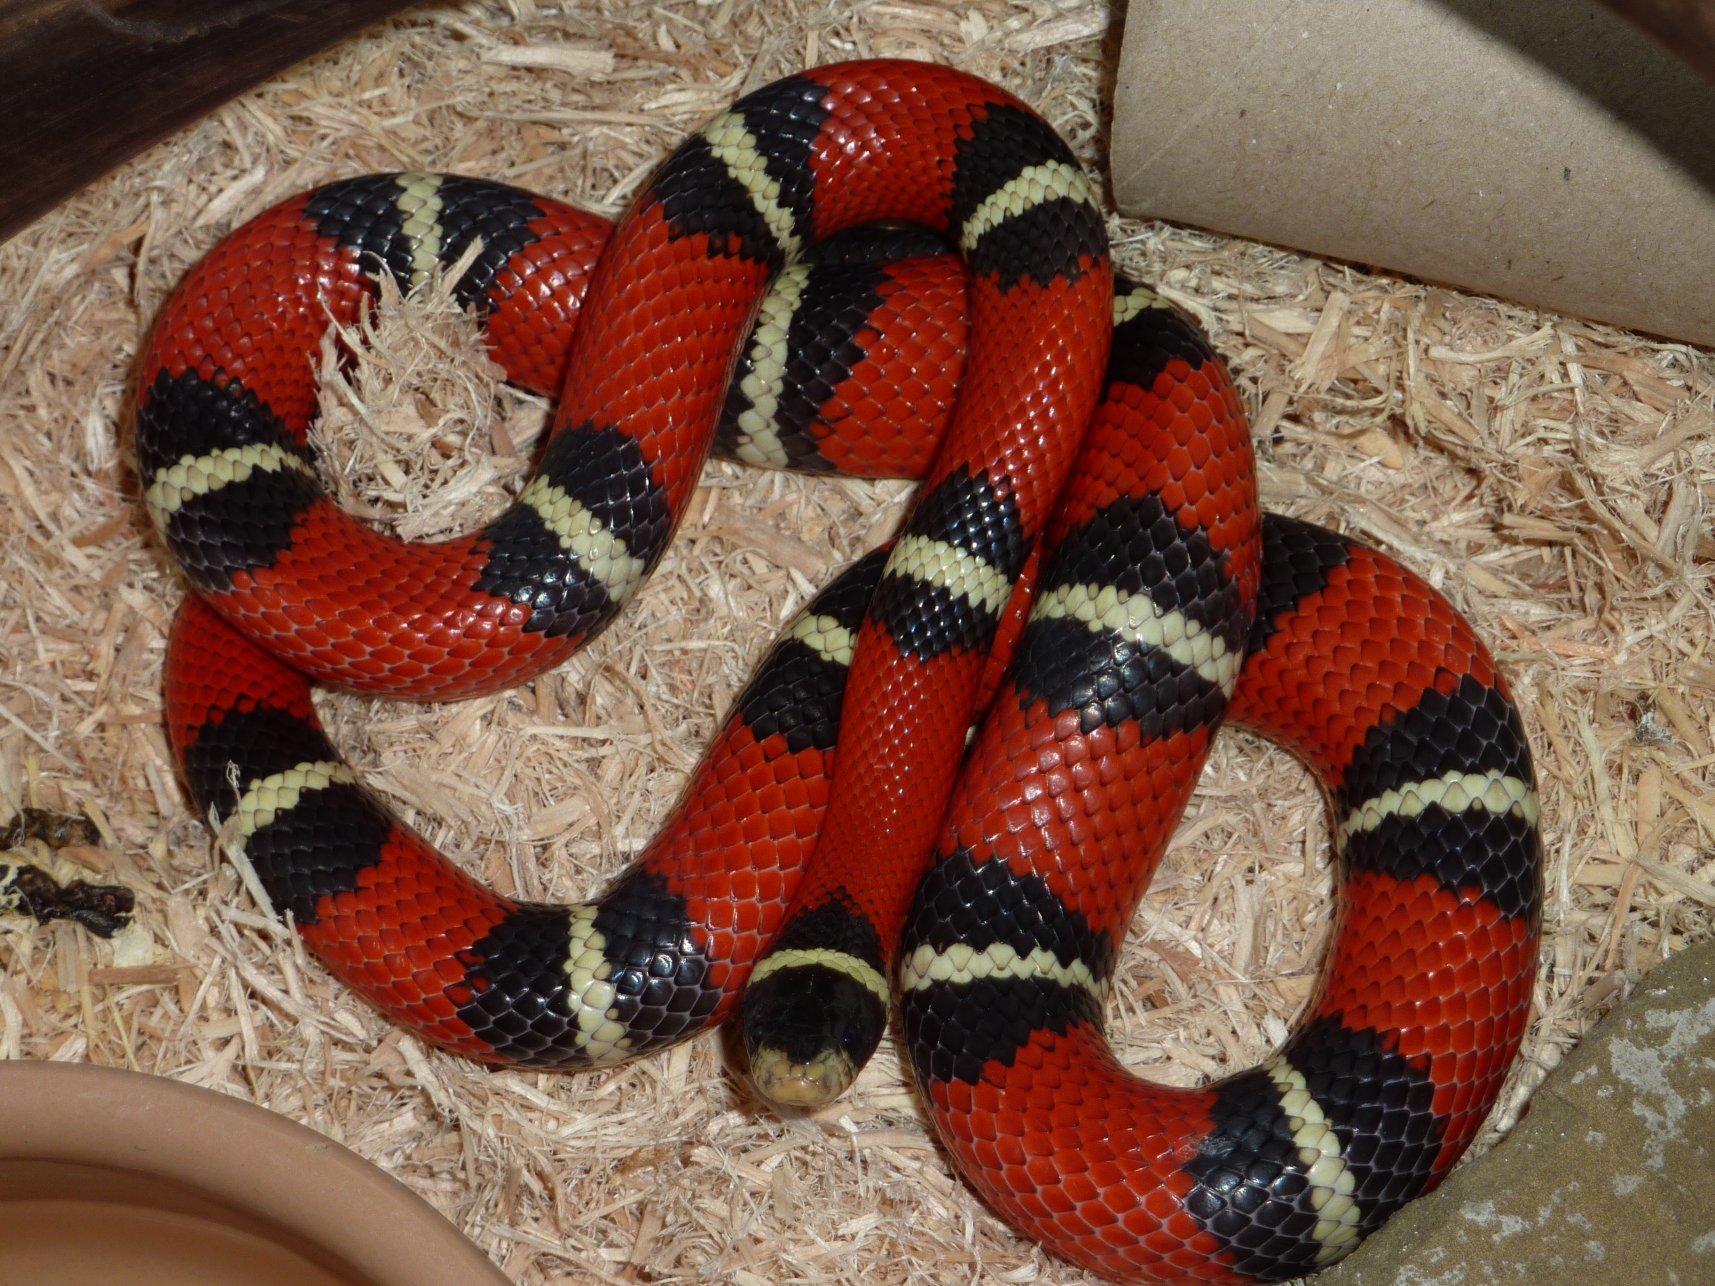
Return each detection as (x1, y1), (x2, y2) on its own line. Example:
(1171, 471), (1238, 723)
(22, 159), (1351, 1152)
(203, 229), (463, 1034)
(140, 61), (1543, 1283)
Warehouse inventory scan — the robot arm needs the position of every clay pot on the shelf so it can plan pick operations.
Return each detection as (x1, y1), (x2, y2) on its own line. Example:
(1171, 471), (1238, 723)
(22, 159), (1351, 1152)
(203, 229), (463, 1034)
(0, 1062), (508, 1284)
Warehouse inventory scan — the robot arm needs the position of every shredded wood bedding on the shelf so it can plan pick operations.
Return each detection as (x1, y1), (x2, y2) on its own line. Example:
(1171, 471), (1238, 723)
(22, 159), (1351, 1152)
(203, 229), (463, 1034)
(0, 3), (1709, 1282)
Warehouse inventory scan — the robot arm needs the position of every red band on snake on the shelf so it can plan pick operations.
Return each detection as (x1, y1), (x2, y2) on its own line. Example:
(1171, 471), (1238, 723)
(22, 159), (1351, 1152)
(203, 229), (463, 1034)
(144, 61), (1542, 1284)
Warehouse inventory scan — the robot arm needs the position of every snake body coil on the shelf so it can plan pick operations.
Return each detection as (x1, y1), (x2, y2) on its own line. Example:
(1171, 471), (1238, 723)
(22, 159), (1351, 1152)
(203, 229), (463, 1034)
(142, 62), (1542, 1284)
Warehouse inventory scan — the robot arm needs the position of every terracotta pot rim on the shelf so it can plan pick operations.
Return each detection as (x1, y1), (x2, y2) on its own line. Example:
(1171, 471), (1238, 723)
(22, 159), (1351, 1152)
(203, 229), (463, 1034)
(0, 1061), (509, 1285)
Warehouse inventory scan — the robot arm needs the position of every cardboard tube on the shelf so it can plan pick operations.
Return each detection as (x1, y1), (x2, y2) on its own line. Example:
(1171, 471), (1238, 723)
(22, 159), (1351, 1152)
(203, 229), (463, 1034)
(1111, 0), (1715, 345)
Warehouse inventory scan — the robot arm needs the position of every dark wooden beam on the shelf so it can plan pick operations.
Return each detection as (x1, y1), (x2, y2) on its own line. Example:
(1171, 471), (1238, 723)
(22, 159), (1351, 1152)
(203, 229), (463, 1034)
(0, 0), (425, 242)
(1596, 0), (1715, 84)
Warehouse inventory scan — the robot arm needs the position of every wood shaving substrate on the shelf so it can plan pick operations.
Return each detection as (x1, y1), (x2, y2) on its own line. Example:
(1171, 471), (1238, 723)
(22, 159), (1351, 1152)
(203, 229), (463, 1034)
(1, 3), (1709, 1284)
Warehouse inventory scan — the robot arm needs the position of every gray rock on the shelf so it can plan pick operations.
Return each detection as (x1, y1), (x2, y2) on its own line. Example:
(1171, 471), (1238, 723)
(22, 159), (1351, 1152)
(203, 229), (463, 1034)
(1317, 937), (1715, 1285)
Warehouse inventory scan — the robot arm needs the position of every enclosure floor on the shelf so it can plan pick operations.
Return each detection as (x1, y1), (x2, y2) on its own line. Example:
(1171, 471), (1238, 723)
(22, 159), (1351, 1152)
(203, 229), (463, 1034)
(0, 4), (1708, 1283)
